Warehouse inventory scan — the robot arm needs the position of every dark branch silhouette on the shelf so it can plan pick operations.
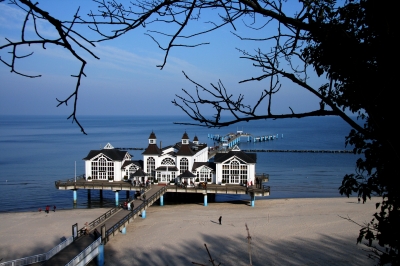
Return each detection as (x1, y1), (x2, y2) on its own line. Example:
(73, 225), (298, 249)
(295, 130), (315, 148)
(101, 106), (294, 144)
(1, 0), (398, 264)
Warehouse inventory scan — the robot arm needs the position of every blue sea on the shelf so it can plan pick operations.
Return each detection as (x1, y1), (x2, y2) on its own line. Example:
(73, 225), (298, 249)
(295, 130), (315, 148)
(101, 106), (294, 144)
(0, 115), (361, 212)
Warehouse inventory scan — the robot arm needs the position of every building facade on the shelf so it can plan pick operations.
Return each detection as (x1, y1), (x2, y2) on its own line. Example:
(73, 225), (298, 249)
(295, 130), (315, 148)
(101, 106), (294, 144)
(83, 133), (257, 185)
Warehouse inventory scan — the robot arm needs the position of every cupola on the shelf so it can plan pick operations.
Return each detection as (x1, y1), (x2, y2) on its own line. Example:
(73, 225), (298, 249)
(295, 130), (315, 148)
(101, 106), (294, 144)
(181, 132), (189, 145)
(148, 131), (157, 145)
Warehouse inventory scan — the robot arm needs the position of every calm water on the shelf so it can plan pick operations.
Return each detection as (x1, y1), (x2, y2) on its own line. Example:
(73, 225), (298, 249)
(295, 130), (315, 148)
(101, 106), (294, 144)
(0, 115), (361, 212)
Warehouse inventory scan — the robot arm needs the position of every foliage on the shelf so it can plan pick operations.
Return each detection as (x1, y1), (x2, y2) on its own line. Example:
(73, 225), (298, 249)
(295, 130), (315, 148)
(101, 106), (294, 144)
(0, 0), (398, 263)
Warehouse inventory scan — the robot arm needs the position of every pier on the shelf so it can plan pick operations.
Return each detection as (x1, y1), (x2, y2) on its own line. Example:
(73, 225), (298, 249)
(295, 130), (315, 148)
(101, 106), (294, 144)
(242, 149), (353, 153)
(54, 175), (270, 205)
(2, 176), (270, 266)
(208, 131), (282, 147)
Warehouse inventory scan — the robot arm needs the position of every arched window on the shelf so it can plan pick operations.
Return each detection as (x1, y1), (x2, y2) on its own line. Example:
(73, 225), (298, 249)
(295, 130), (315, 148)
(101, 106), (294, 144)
(221, 159), (246, 184)
(230, 160), (240, 184)
(147, 157), (155, 180)
(198, 167), (211, 182)
(91, 155), (113, 180)
(180, 158), (188, 174)
(125, 164), (139, 178)
(161, 158), (175, 166)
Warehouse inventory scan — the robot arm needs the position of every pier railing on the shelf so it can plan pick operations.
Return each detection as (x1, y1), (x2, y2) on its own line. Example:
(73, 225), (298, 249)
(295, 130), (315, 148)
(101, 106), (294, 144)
(55, 179), (140, 191)
(0, 236), (74, 266)
(65, 237), (102, 266)
(77, 205), (122, 238)
(262, 185), (271, 193)
(255, 173), (269, 182)
(105, 186), (166, 239)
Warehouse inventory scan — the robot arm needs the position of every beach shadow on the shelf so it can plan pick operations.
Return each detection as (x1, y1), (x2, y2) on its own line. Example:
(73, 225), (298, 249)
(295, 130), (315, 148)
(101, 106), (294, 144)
(226, 200), (249, 205)
(210, 220), (220, 225)
(93, 230), (375, 266)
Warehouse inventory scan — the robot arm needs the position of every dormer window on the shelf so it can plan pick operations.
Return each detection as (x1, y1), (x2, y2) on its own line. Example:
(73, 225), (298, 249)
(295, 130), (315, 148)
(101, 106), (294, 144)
(150, 139), (155, 144)
(182, 139), (188, 144)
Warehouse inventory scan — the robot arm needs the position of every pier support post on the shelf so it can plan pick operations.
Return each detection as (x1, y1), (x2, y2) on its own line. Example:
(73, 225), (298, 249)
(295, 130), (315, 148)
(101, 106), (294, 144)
(100, 189), (103, 199)
(121, 227), (126, 235)
(142, 210), (146, 219)
(160, 195), (164, 206)
(115, 191), (119, 206)
(126, 191), (130, 199)
(250, 193), (255, 207)
(204, 194), (208, 207)
(87, 189), (91, 200)
(97, 243), (104, 266)
(73, 190), (77, 204)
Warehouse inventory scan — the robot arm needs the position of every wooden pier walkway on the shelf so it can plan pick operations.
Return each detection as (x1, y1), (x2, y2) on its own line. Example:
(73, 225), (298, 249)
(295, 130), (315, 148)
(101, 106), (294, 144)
(55, 180), (270, 197)
(42, 186), (166, 265)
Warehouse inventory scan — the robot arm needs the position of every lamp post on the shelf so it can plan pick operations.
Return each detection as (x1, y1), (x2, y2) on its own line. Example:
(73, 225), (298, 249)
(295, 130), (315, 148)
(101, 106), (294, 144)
(74, 161), (76, 183)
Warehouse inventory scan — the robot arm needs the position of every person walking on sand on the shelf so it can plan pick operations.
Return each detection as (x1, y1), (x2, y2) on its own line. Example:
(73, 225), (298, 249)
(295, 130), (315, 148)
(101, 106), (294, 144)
(219, 216), (222, 225)
(53, 205), (56, 212)
(130, 202), (134, 211)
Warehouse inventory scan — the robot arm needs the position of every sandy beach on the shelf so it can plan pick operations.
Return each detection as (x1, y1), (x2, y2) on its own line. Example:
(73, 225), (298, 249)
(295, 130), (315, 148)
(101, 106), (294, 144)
(0, 197), (378, 265)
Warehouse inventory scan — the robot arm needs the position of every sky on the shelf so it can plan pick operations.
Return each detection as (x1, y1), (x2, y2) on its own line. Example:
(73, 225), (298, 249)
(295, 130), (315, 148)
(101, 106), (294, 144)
(0, 1), (326, 120)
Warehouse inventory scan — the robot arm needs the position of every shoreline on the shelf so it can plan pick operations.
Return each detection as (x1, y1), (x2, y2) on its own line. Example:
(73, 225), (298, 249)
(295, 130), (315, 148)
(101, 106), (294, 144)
(0, 197), (377, 265)
(0, 195), (361, 214)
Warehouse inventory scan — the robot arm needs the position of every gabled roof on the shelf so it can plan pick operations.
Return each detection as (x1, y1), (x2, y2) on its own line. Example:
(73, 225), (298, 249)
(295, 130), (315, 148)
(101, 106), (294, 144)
(122, 160), (143, 169)
(104, 143), (114, 149)
(214, 150), (257, 164)
(161, 145), (174, 151)
(192, 162), (216, 171)
(83, 149), (129, 161)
